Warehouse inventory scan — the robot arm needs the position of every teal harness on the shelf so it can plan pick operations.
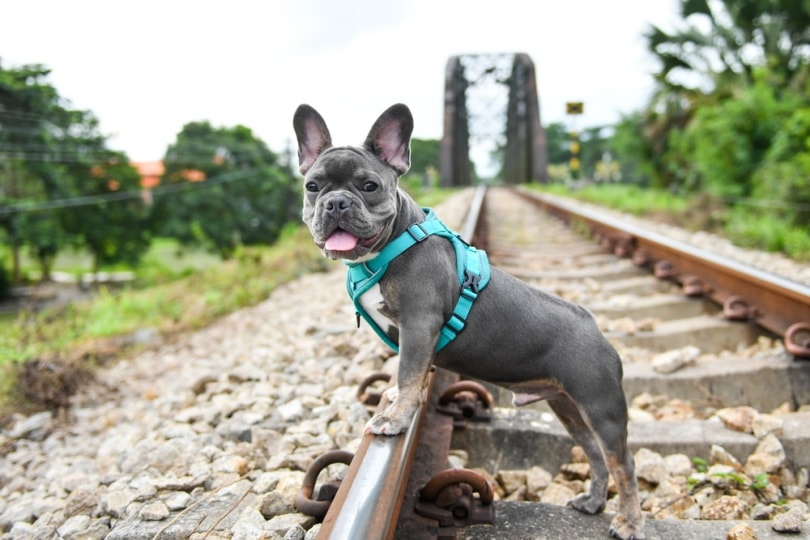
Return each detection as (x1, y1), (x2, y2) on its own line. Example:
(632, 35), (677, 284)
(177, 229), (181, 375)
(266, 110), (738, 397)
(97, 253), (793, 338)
(345, 208), (490, 353)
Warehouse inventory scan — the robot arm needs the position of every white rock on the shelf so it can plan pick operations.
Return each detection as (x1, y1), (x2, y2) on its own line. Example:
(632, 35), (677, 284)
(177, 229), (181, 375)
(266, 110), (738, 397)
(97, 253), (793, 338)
(651, 346), (700, 374)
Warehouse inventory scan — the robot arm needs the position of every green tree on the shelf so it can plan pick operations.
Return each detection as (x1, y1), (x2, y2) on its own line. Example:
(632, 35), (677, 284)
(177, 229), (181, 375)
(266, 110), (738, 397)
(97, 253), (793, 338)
(544, 123), (570, 165)
(628, 0), (810, 194)
(153, 122), (298, 257)
(402, 138), (439, 188)
(1, 62), (153, 281)
(675, 75), (799, 197)
(647, 0), (810, 95)
(13, 211), (68, 281)
(0, 62), (61, 282)
(753, 106), (810, 227)
(579, 126), (611, 180)
(60, 155), (153, 273)
(610, 113), (656, 186)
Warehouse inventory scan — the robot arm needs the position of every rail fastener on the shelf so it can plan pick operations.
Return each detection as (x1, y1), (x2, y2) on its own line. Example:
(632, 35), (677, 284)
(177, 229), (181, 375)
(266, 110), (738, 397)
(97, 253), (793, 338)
(435, 380), (494, 428)
(413, 468), (495, 539)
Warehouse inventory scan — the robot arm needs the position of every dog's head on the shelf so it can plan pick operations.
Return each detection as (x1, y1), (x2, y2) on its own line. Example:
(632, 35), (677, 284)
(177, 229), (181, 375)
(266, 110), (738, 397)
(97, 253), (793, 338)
(293, 103), (413, 261)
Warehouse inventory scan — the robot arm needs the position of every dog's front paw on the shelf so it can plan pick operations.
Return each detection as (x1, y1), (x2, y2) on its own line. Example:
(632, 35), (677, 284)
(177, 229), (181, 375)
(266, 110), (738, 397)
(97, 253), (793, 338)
(609, 514), (644, 540)
(365, 405), (414, 436)
(383, 386), (399, 403)
(568, 492), (605, 515)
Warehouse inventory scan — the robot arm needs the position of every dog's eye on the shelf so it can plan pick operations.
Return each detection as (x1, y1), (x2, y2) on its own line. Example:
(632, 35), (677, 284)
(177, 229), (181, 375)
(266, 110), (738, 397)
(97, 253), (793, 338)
(362, 181), (378, 192)
(305, 181), (319, 192)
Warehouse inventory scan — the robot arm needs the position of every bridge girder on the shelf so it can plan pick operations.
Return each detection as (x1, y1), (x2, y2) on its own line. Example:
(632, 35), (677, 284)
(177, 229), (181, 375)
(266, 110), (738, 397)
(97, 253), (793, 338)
(439, 53), (548, 186)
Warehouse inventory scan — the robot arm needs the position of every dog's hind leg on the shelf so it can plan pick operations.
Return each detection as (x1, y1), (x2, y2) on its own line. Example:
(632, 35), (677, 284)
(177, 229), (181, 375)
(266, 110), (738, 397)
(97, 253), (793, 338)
(606, 449), (645, 539)
(566, 386), (645, 540)
(547, 395), (610, 515)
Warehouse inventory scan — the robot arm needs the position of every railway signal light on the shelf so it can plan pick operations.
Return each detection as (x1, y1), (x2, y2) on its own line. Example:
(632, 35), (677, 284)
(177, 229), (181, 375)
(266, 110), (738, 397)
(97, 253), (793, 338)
(566, 102), (584, 114)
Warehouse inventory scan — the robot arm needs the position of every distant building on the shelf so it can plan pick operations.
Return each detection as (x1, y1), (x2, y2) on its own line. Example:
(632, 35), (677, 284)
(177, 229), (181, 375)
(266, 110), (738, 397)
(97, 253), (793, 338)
(132, 160), (165, 188)
(131, 160), (207, 204)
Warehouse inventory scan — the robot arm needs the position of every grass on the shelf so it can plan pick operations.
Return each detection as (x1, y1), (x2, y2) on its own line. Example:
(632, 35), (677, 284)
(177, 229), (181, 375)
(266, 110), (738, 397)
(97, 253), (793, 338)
(1, 226), (330, 364)
(0, 186), (456, 416)
(133, 238), (224, 286)
(528, 183), (810, 261)
(725, 207), (810, 259)
(0, 226), (331, 415)
(533, 183), (690, 217)
(9, 237), (224, 285)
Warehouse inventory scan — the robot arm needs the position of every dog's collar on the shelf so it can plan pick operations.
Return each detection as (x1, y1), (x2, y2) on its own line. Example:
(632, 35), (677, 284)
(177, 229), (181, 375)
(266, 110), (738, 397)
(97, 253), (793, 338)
(345, 208), (490, 353)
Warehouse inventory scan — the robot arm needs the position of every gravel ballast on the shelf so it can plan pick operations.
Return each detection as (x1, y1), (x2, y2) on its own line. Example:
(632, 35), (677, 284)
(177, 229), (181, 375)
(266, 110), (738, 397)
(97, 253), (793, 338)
(1, 188), (808, 539)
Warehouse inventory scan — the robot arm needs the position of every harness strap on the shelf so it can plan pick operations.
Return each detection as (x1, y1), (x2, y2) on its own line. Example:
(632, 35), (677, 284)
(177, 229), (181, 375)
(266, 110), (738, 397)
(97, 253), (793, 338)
(345, 209), (490, 353)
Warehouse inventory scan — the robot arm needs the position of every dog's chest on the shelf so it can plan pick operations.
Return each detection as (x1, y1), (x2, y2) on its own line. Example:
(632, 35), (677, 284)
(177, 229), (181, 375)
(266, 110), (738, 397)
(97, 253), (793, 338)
(359, 283), (397, 334)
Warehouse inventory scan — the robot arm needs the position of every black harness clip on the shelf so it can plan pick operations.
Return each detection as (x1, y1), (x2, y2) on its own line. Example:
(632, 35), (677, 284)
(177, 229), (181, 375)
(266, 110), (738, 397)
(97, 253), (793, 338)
(462, 270), (482, 294)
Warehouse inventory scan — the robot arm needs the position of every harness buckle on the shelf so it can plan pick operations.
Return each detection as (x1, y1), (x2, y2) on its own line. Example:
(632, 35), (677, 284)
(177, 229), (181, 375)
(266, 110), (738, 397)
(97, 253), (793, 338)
(455, 233), (470, 247)
(462, 270), (482, 294)
(407, 223), (430, 243)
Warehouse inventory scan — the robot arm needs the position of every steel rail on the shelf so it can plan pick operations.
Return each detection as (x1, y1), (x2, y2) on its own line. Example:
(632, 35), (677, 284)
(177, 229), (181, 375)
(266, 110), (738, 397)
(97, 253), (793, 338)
(319, 374), (435, 540)
(518, 188), (810, 339)
(317, 185), (488, 540)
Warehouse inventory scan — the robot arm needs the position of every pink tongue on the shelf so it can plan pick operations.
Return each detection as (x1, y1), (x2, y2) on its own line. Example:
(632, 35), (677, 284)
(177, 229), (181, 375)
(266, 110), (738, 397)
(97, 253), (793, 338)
(325, 230), (359, 251)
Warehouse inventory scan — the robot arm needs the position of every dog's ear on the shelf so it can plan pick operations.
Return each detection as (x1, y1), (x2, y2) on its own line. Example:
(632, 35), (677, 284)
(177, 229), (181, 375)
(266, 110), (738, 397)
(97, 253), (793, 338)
(363, 104), (413, 175)
(293, 104), (333, 175)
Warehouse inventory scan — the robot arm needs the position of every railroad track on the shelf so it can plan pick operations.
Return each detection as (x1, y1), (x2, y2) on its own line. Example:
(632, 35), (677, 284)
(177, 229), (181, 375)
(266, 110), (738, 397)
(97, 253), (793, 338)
(297, 186), (810, 540)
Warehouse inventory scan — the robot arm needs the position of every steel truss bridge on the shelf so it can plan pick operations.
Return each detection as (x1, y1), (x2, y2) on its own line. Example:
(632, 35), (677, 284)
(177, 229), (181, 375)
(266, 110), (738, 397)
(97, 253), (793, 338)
(439, 53), (548, 186)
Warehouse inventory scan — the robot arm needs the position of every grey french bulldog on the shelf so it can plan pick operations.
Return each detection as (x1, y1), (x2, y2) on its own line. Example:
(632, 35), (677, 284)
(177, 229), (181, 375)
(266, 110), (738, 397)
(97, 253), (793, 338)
(293, 103), (644, 540)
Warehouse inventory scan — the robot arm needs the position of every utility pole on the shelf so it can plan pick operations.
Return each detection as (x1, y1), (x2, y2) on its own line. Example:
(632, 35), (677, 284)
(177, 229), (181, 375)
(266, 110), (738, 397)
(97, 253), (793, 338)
(566, 102), (584, 180)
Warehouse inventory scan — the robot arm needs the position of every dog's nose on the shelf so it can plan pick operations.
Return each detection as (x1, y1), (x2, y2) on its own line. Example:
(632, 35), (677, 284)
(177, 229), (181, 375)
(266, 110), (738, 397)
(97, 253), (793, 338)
(326, 195), (352, 216)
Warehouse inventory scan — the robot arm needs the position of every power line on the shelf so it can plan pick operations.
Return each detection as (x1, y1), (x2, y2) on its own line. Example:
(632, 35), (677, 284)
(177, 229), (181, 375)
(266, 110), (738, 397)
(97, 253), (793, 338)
(0, 148), (281, 166)
(0, 168), (266, 216)
(0, 109), (55, 122)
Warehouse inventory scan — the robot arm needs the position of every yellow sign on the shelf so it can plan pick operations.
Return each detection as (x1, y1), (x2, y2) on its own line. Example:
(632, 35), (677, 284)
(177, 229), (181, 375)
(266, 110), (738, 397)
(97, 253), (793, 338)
(569, 157), (580, 170)
(566, 102), (584, 115)
(569, 141), (580, 154)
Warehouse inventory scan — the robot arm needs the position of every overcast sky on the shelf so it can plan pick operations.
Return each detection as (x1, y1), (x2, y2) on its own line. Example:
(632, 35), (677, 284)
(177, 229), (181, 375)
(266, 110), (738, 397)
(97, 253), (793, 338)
(2, 0), (679, 162)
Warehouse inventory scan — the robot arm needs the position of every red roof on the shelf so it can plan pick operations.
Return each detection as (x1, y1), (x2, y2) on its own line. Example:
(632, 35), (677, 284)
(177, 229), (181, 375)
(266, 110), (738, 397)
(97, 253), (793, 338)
(133, 161), (164, 188)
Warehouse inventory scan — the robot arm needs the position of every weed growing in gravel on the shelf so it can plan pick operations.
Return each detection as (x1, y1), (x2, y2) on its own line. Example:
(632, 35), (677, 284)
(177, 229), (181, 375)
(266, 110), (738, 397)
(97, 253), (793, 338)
(686, 457), (778, 503)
